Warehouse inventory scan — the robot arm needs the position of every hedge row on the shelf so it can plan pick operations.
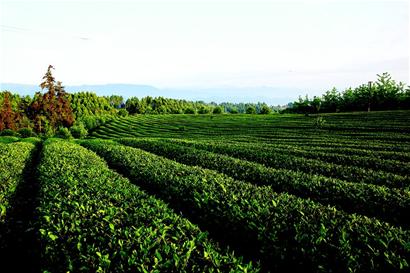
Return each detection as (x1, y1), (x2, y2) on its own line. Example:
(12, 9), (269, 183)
(118, 138), (410, 227)
(37, 140), (256, 272)
(204, 140), (410, 175)
(166, 139), (409, 189)
(81, 139), (410, 273)
(260, 141), (410, 162)
(241, 137), (410, 153)
(0, 142), (36, 222)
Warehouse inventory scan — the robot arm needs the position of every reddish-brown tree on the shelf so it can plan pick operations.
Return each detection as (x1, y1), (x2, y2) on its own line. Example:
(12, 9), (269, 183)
(0, 91), (17, 130)
(30, 65), (75, 133)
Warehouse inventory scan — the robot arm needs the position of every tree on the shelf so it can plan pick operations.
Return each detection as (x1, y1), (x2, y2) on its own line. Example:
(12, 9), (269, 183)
(212, 106), (223, 114)
(259, 104), (271, 114)
(30, 65), (74, 133)
(0, 91), (16, 130)
(246, 106), (256, 114)
(108, 95), (124, 108)
(55, 81), (75, 127)
(311, 96), (322, 113)
(229, 107), (239, 114)
(197, 105), (211, 114)
(322, 87), (340, 112)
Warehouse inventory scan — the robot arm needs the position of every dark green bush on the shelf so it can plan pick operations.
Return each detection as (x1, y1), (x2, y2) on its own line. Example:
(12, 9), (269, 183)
(17, 127), (35, 138)
(55, 127), (72, 139)
(184, 107), (196, 114)
(118, 109), (128, 117)
(212, 106), (223, 114)
(259, 105), (271, 114)
(70, 123), (88, 139)
(246, 106), (256, 114)
(0, 129), (18, 136)
(197, 106), (211, 114)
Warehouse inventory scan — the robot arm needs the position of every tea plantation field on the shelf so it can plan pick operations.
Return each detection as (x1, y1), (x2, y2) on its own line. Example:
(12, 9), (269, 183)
(1, 111), (409, 272)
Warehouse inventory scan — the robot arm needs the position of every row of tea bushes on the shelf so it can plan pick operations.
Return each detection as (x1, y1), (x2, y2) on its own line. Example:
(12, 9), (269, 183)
(81, 139), (410, 273)
(117, 138), (409, 227)
(37, 140), (256, 272)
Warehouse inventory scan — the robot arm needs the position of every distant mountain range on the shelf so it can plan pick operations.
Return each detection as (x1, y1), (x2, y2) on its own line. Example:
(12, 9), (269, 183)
(0, 83), (304, 105)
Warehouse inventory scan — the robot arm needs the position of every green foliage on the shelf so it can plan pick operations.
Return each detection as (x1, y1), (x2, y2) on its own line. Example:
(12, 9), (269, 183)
(55, 127), (72, 139)
(170, 138), (409, 189)
(70, 122), (88, 139)
(246, 106), (256, 114)
(184, 107), (196, 114)
(117, 108), (128, 117)
(229, 107), (239, 114)
(124, 96), (279, 115)
(0, 136), (19, 143)
(314, 116), (326, 128)
(288, 73), (410, 114)
(212, 106), (223, 114)
(0, 129), (18, 136)
(119, 138), (409, 227)
(81, 139), (410, 273)
(17, 127), (35, 138)
(37, 140), (257, 272)
(19, 137), (42, 144)
(70, 92), (117, 118)
(197, 105), (211, 114)
(0, 142), (36, 223)
(105, 95), (124, 108)
(259, 104), (271, 114)
(78, 115), (115, 131)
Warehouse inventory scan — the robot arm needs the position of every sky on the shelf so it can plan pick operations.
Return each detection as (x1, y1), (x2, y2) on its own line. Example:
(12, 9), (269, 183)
(0, 0), (409, 99)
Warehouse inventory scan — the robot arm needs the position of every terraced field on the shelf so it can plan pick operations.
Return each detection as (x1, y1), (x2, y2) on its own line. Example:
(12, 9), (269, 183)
(1, 111), (409, 272)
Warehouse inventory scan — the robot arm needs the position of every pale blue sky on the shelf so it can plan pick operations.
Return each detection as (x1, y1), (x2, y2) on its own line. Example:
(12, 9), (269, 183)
(1, 0), (409, 94)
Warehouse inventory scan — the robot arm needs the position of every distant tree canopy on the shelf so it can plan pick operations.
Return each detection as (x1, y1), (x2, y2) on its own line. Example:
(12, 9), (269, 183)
(285, 73), (410, 114)
(125, 96), (280, 115)
(105, 95), (125, 109)
(70, 92), (117, 117)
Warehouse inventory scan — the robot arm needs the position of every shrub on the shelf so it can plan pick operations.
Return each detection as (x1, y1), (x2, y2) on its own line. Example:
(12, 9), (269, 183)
(0, 142), (36, 223)
(212, 106), (223, 114)
(259, 105), (271, 114)
(229, 107), (239, 114)
(0, 129), (18, 136)
(0, 136), (19, 143)
(118, 108), (128, 117)
(70, 123), (88, 139)
(17, 127), (35, 138)
(37, 140), (257, 272)
(184, 107), (196, 114)
(120, 138), (409, 227)
(314, 116), (326, 128)
(246, 106), (256, 114)
(82, 139), (410, 273)
(197, 106), (211, 114)
(55, 127), (72, 139)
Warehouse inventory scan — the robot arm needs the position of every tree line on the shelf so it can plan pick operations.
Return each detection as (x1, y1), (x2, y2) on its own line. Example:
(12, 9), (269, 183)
(285, 73), (410, 114)
(0, 66), (280, 138)
(0, 66), (121, 138)
(2, 67), (408, 138)
(124, 97), (281, 115)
